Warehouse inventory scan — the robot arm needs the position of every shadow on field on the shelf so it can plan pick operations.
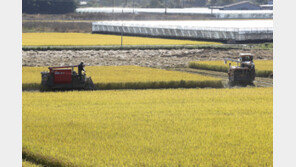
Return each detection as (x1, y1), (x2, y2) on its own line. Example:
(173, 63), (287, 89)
(22, 80), (224, 92)
(23, 148), (72, 167)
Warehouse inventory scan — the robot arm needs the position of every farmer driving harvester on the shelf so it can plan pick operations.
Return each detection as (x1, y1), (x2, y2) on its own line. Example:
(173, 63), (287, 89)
(78, 62), (85, 79)
(40, 62), (94, 91)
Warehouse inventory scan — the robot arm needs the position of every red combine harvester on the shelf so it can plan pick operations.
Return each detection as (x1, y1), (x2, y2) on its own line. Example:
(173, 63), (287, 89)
(224, 53), (256, 86)
(40, 65), (94, 91)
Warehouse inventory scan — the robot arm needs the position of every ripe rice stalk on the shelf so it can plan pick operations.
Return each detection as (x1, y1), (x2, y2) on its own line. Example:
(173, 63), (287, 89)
(22, 33), (221, 46)
(22, 87), (273, 166)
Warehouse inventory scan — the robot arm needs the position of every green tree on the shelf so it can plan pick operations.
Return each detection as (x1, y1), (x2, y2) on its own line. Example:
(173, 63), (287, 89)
(255, 0), (269, 4)
(221, 0), (235, 5)
(149, 0), (164, 8)
(23, 0), (77, 14)
(209, 0), (218, 6)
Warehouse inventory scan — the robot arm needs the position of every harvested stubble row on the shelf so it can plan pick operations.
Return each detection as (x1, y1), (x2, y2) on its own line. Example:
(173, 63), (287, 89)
(23, 87), (273, 166)
(189, 60), (273, 77)
(22, 66), (222, 90)
(22, 33), (221, 46)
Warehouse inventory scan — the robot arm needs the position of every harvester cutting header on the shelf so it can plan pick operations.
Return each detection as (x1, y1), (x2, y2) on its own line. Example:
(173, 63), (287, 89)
(41, 62), (94, 91)
(224, 53), (256, 86)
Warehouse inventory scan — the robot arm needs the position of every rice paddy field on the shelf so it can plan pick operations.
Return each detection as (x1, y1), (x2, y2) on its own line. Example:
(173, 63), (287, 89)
(22, 160), (43, 167)
(189, 60), (273, 77)
(22, 29), (273, 166)
(22, 87), (273, 166)
(22, 66), (222, 90)
(22, 33), (221, 46)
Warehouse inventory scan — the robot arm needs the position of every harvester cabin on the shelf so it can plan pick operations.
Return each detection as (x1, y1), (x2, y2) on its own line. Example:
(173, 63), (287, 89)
(239, 53), (254, 62)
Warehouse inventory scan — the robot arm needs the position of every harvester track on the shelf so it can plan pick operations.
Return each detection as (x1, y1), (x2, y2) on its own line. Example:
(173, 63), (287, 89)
(169, 67), (273, 88)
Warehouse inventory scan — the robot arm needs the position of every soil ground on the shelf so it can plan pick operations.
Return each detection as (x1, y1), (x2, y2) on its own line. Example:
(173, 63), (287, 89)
(22, 48), (272, 67)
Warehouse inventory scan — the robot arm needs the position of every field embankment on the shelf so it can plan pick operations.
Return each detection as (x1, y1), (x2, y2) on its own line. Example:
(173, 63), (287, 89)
(22, 66), (222, 90)
(23, 87), (273, 166)
(22, 43), (273, 51)
(189, 60), (273, 77)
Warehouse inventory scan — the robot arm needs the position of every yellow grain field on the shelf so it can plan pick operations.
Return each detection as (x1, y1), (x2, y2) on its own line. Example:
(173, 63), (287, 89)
(22, 66), (222, 90)
(23, 87), (273, 166)
(189, 60), (273, 77)
(22, 160), (43, 167)
(22, 33), (221, 46)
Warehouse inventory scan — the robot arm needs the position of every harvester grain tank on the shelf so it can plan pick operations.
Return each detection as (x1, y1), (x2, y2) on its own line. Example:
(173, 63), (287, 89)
(224, 53), (256, 86)
(40, 64), (94, 91)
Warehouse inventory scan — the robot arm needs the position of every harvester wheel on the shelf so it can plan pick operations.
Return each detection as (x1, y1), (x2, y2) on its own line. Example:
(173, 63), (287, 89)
(40, 86), (50, 92)
(84, 77), (95, 90)
(248, 82), (255, 87)
(228, 81), (235, 87)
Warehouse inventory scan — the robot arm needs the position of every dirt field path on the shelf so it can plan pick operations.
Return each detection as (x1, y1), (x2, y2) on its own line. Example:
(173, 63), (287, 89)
(22, 48), (273, 68)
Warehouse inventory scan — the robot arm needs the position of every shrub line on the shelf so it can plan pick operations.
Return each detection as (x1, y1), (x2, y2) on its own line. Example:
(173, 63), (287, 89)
(22, 148), (75, 167)
(22, 80), (223, 91)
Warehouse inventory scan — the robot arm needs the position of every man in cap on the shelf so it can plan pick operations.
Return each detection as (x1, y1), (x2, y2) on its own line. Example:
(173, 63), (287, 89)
(78, 62), (85, 79)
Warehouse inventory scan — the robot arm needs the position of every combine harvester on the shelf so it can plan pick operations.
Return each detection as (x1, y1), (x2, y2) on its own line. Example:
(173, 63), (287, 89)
(40, 63), (94, 91)
(224, 53), (256, 86)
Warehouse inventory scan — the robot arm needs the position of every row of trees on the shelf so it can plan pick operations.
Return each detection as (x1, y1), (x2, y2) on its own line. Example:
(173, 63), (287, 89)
(86, 0), (270, 8)
(84, 0), (207, 8)
(22, 0), (271, 14)
(150, 0), (270, 7)
(208, 0), (269, 6)
(23, 0), (77, 14)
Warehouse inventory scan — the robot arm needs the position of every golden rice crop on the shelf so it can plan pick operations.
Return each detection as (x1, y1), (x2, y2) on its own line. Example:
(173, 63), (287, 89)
(22, 33), (221, 46)
(23, 87), (273, 166)
(22, 66), (222, 90)
(189, 60), (273, 77)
